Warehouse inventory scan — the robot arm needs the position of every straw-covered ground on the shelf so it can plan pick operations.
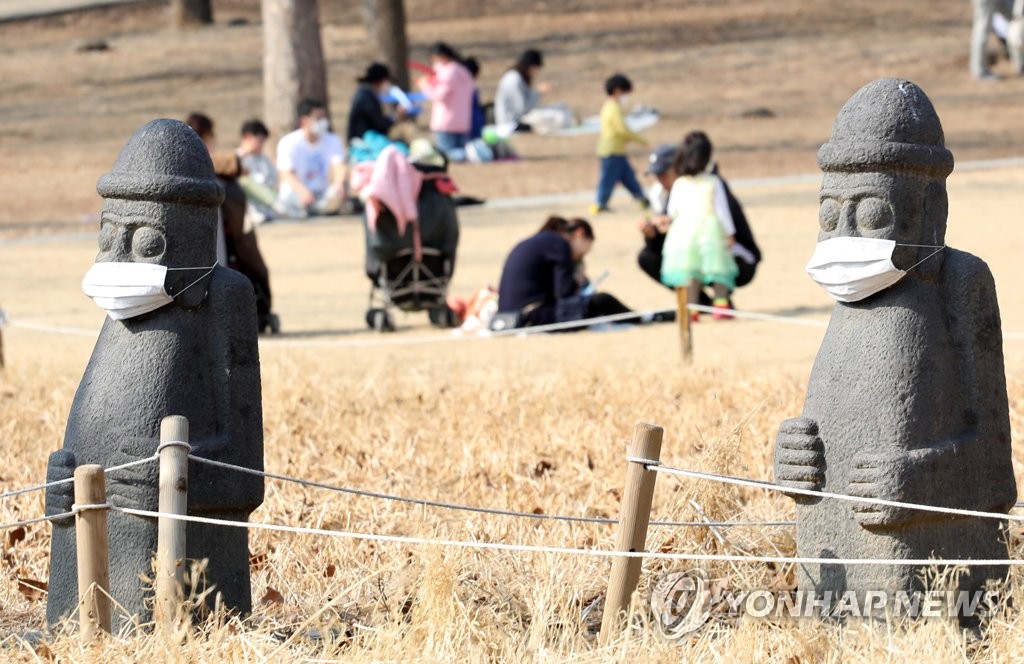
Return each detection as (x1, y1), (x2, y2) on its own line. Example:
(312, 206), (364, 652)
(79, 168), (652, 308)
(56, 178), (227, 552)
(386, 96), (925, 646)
(3, 0), (1024, 661)
(1, 166), (1024, 660)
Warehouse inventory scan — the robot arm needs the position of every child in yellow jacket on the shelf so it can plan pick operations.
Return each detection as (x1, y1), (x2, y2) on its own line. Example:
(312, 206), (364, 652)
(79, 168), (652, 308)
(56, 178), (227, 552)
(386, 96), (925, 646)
(591, 74), (649, 214)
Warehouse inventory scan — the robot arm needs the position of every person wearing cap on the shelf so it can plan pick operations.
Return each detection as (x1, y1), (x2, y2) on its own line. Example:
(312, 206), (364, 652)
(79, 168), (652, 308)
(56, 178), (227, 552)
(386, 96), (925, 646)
(494, 48), (551, 131)
(347, 62), (406, 145)
(637, 139), (761, 302)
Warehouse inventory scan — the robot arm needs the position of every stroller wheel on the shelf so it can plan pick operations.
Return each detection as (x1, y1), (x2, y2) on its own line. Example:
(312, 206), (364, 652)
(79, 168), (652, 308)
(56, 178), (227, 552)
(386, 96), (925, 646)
(428, 305), (456, 329)
(366, 308), (395, 332)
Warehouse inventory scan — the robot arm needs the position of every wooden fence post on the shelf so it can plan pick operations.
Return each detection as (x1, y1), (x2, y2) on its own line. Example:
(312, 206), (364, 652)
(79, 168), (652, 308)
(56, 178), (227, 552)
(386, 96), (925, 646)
(676, 289), (692, 363)
(74, 464), (111, 642)
(156, 415), (190, 632)
(599, 422), (664, 643)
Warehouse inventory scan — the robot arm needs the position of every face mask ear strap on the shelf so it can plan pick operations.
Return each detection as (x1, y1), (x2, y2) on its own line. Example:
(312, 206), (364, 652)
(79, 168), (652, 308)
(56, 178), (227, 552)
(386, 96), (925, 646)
(168, 264), (217, 299)
(901, 245), (945, 273)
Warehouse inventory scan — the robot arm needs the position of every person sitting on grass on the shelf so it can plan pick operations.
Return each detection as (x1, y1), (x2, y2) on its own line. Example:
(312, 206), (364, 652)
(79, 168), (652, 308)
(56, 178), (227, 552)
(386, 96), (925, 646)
(494, 48), (550, 131)
(274, 98), (347, 218)
(494, 216), (660, 330)
(591, 73), (649, 215)
(346, 62), (407, 146)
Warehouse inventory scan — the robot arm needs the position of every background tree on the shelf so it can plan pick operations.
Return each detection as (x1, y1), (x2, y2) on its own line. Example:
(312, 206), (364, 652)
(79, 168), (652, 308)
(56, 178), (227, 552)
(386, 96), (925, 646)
(361, 0), (410, 90)
(170, 0), (213, 27)
(261, 0), (329, 156)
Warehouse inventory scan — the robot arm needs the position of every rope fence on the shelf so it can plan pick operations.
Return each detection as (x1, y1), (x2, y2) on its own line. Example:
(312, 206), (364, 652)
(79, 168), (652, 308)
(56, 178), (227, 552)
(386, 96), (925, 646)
(639, 459), (1024, 523)
(113, 505), (1024, 568)
(5, 307), (1023, 350)
(187, 454), (794, 529)
(0, 455), (157, 501)
(1, 417), (1022, 645)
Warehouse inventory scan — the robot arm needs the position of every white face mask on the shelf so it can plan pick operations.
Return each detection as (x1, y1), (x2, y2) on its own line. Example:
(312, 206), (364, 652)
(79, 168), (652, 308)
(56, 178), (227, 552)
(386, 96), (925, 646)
(81, 261), (216, 320)
(310, 117), (329, 137)
(619, 94), (631, 109)
(805, 237), (944, 303)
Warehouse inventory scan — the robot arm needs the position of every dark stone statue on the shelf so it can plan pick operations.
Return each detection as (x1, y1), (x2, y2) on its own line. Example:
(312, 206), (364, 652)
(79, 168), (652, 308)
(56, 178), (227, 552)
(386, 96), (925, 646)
(45, 119), (264, 632)
(773, 79), (1017, 615)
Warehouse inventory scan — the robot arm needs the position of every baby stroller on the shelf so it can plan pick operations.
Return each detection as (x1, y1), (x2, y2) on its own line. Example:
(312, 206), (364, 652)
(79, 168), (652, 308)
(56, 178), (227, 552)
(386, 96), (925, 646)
(362, 145), (460, 332)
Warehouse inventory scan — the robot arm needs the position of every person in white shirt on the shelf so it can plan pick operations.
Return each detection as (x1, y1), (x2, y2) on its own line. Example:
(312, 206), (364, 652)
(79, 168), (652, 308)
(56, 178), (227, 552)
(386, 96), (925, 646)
(274, 98), (346, 217)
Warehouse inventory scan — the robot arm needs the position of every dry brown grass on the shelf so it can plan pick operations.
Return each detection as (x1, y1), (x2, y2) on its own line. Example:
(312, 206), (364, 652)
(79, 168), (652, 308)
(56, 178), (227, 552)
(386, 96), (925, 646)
(0, 343), (1022, 662)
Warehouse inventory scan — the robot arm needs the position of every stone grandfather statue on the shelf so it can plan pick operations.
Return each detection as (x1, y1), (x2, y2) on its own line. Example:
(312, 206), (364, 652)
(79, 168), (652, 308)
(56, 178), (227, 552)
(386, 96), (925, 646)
(773, 79), (1017, 615)
(45, 119), (265, 631)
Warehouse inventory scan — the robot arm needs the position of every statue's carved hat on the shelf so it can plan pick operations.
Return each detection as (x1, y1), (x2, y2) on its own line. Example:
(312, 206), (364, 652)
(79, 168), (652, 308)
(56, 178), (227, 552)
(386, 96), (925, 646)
(818, 78), (954, 179)
(97, 119), (224, 207)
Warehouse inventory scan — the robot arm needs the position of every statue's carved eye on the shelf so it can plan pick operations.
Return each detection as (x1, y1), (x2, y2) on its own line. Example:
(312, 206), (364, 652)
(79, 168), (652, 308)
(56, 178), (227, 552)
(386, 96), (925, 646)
(854, 197), (894, 231)
(131, 226), (166, 259)
(97, 222), (117, 252)
(819, 198), (840, 231)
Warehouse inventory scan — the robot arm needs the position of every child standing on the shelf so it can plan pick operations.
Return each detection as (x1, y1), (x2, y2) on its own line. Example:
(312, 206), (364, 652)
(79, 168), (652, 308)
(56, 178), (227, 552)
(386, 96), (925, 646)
(591, 73), (649, 214)
(660, 131), (739, 320)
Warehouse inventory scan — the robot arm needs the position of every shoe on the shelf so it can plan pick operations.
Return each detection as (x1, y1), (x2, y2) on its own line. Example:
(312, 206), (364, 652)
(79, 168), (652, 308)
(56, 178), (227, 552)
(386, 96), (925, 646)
(712, 297), (734, 320)
(637, 197), (650, 211)
(588, 203), (609, 215)
(689, 311), (700, 323)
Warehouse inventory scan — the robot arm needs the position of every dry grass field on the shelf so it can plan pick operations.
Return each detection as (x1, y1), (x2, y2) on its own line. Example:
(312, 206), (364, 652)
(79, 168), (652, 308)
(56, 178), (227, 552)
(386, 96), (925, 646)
(2, 0), (1024, 661)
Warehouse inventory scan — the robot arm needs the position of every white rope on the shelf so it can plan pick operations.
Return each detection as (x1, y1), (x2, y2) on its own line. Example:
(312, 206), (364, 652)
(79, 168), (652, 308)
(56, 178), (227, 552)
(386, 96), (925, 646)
(6, 307), (1024, 345)
(112, 506), (1024, 566)
(0, 455), (158, 501)
(156, 441), (192, 455)
(0, 503), (110, 532)
(71, 502), (110, 513)
(260, 307), (677, 350)
(640, 460), (1024, 523)
(0, 510), (77, 530)
(186, 455), (790, 528)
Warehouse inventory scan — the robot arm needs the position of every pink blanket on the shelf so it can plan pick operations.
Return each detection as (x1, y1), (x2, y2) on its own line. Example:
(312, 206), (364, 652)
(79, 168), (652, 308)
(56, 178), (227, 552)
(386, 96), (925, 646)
(364, 147), (423, 246)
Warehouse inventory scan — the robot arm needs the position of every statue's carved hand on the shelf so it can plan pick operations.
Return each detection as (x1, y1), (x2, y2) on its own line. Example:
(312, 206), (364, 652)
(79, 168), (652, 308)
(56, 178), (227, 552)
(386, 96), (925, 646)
(45, 450), (76, 525)
(774, 417), (825, 501)
(106, 454), (158, 511)
(848, 452), (912, 529)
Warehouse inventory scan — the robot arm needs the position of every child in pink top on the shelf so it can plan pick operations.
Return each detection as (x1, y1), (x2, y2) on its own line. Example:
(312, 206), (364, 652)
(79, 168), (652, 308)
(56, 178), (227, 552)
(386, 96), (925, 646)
(417, 42), (475, 162)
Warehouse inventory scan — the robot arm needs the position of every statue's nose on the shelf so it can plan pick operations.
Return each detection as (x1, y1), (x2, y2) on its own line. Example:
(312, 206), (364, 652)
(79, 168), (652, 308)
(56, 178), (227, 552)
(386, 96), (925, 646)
(836, 201), (859, 237)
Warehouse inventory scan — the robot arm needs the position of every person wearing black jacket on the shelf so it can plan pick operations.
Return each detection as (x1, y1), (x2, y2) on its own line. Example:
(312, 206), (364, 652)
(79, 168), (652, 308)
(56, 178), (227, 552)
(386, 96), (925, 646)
(496, 217), (645, 329)
(346, 63), (405, 144)
(637, 141), (761, 301)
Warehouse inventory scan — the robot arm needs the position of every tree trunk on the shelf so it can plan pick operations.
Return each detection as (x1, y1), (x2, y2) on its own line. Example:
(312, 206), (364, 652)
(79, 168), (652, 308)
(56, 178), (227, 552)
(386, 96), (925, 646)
(262, 0), (329, 158)
(362, 0), (410, 90)
(170, 0), (212, 27)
